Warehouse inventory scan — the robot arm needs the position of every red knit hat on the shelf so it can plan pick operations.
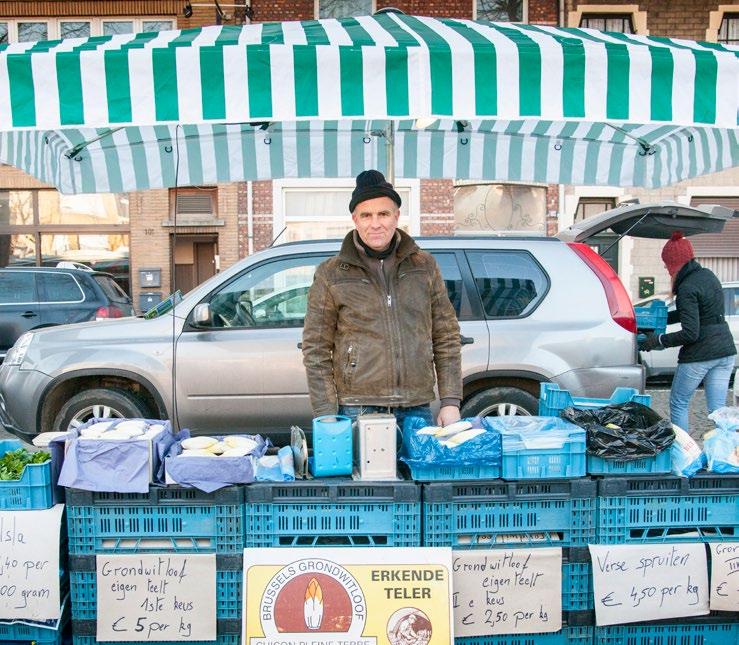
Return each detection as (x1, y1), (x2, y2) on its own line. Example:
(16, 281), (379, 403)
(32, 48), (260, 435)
(661, 231), (694, 276)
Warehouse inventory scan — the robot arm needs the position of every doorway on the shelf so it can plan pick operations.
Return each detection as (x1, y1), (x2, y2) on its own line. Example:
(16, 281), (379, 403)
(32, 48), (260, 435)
(172, 235), (218, 295)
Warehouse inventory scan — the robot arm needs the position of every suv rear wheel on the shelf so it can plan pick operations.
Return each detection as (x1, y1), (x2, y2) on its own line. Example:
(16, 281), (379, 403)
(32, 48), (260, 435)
(53, 388), (151, 431)
(461, 386), (538, 417)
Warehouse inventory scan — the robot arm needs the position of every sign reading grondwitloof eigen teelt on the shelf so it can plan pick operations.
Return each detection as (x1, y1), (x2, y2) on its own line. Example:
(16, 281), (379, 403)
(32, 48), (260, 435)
(96, 553), (216, 641)
(243, 547), (453, 645)
(0, 505), (64, 621)
(589, 543), (709, 626)
(451, 547), (562, 637)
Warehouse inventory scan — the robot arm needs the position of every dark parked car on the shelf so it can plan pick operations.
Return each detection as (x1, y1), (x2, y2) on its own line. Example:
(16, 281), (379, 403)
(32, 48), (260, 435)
(0, 264), (134, 361)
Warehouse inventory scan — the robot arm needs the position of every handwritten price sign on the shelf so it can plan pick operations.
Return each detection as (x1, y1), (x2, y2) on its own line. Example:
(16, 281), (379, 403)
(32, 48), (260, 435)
(709, 543), (738, 611)
(589, 544), (709, 626)
(96, 553), (216, 641)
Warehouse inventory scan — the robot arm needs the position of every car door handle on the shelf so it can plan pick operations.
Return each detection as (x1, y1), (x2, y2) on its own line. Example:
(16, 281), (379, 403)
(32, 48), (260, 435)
(21, 311), (38, 319)
(460, 335), (474, 345)
(297, 342), (303, 349)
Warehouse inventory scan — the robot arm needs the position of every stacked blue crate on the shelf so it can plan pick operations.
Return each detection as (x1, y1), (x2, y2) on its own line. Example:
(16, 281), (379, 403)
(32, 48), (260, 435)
(66, 485), (244, 645)
(423, 479), (596, 645)
(594, 474), (739, 642)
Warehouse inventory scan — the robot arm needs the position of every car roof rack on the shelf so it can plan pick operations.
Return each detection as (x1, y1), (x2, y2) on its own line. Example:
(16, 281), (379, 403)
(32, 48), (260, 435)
(56, 261), (93, 272)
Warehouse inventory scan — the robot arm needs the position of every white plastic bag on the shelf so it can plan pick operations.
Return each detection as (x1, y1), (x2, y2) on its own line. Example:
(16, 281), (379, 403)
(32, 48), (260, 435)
(670, 424), (706, 477)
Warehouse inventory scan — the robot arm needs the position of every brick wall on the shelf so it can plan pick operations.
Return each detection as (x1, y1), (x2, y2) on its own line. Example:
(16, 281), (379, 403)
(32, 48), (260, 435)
(420, 179), (455, 236)
(0, 1), (179, 17)
(129, 183), (240, 304)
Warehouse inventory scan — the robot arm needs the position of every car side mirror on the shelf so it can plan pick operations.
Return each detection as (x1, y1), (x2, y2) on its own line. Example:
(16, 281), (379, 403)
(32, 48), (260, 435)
(192, 303), (212, 326)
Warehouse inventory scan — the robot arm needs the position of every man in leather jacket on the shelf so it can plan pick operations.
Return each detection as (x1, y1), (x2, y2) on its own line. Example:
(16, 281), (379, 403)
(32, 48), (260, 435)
(302, 170), (462, 427)
(640, 231), (736, 432)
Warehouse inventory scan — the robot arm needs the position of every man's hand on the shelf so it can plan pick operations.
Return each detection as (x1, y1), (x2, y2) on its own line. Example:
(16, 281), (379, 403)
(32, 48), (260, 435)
(437, 405), (461, 426)
(638, 332), (662, 352)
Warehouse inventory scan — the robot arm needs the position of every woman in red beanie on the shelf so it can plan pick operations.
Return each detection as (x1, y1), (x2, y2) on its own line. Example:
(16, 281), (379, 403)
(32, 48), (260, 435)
(639, 231), (736, 433)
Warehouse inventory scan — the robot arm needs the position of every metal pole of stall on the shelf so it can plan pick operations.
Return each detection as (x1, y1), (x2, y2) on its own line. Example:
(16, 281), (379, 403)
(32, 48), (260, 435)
(385, 120), (395, 185)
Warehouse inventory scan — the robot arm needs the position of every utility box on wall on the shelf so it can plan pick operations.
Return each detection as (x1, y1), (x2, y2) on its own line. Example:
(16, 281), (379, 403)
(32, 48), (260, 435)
(139, 292), (162, 313)
(139, 268), (161, 288)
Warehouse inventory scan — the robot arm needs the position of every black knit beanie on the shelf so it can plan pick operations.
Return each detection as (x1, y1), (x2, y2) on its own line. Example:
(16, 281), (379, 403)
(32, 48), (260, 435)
(348, 169), (402, 213)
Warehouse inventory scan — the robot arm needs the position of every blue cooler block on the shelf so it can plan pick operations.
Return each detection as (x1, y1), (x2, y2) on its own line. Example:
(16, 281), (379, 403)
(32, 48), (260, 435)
(309, 415), (353, 477)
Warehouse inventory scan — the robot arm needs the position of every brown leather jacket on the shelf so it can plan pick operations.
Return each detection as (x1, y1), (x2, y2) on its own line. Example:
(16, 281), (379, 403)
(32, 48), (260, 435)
(302, 229), (462, 416)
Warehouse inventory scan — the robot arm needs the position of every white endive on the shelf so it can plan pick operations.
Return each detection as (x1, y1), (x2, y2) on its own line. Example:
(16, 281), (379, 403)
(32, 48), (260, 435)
(304, 578), (323, 630)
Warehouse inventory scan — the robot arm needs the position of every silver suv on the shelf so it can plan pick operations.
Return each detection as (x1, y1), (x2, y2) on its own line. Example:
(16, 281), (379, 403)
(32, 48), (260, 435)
(0, 204), (731, 442)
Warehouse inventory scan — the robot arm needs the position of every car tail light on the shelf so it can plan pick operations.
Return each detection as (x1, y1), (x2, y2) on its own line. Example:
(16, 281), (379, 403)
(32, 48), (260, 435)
(568, 242), (637, 334)
(95, 305), (124, 320)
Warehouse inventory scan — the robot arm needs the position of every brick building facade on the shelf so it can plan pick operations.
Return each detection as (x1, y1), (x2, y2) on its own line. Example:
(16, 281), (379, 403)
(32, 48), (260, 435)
(0, 0), (736, 306)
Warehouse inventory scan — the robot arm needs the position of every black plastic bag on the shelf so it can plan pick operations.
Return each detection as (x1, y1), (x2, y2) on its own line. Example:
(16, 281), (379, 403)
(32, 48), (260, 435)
(562, 402), (674, 460)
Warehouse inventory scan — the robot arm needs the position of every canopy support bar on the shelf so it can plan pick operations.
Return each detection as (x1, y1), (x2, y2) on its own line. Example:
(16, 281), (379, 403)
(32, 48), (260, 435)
(604, 123), (655, 155)
(64, 127), (123, 159)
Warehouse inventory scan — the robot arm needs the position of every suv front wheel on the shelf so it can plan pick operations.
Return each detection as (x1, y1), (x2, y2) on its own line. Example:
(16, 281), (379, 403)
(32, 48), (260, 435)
(53, 388), (152, 431)
(461, 386), (538, 417)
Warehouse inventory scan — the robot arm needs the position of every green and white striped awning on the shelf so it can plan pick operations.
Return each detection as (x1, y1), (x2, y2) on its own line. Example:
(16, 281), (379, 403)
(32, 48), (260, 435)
(0, 14), (736, 192)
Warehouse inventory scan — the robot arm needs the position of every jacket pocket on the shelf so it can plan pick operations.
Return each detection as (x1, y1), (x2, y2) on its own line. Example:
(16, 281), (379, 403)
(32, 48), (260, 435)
(343, 341), (359, 387)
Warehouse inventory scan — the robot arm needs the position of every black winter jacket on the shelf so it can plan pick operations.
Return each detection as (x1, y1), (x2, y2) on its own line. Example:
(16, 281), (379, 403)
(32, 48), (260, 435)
(661, 259), (736, 363)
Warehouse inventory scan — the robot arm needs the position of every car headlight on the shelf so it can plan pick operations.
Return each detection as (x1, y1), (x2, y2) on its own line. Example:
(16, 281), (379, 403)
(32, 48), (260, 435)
(4, 332), (34, 367)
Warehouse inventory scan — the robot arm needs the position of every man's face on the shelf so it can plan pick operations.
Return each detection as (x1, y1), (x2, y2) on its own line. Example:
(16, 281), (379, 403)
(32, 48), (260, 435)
(352, 196), (400, 251)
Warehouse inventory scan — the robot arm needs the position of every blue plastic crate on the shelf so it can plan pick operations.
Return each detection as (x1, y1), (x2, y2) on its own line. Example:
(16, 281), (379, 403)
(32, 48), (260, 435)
(539, 384), (651, 417)
(597, 474), (739, 543)
(634, 299), (669, 335)
(0, 594), (68, 644)
(0, 439), (54, 510)
(407, 462), (501, 481)
(423, 479), (597, 548)
(456, 624), (593, 645)
(587, 449), (671, 475)
(69, 554), (241, 622)
(245, 480), (421, 547)
(65, 486), (243, 555)
(593, 622), (738, 645)
(500, 424), (586, 480)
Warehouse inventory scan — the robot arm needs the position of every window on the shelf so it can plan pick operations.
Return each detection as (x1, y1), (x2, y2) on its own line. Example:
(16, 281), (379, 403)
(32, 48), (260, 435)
(0, 272), (36, 304)
(275, 179), (419, 243)
(574, 197), (616, 222)
(468, 251), (547, 318)
(205, 256), (327, 329)
(0, 18), (174, 43)
(0, 233), (35, 267)
(37, 273), (83, 303)
(94, 275), (130, 303)
(170, 189), (219, 226)
(40, 234), (130, 294)
(18, 21), (48, 42)
(718, 14), (739, 45)
(454, 184), (547, 233)
(724, 287), (738, 316)
(0, 191), (34, 226)
(476, 0), (524, 22)
(579, 13), (633, 33)
(431, 253), (466, 318)
(39, 192), (129, 226)
(60, 21), (91, 39)
(317, 1), (374, 19)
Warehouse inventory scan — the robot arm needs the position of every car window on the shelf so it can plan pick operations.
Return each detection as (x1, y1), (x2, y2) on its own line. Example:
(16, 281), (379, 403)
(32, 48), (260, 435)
(467, 250), (548, 318)
(0, 272), (37, 304)
(204, 256), (328, 329)
(430, 252), (465, 318)
(93, 275), (131, 303)
(724, 287), (739, 316)
(38, 272), (83, 303)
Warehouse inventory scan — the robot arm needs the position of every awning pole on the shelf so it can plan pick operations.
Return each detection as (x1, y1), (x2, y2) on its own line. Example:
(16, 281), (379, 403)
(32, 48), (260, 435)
(385, 120), (395, 185)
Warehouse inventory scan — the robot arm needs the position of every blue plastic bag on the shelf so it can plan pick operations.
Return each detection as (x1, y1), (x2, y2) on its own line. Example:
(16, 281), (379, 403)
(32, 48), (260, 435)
(703, 428), (739, 473)
(400, 416), (501, 467)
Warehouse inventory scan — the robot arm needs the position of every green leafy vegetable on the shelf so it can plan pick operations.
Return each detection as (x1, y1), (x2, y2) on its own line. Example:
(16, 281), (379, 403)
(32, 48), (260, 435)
(0, 448), (50, 481)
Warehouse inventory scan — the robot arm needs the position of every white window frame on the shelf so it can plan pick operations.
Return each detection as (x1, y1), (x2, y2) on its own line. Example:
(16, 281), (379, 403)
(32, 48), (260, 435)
(707, 5), (739, 42)
(273, 177), (421, 243)
(314, 0), (377, 20)
(472, 1), (528, 23)
(569, 4), (648, 35)
(0, 17), (175, 42)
